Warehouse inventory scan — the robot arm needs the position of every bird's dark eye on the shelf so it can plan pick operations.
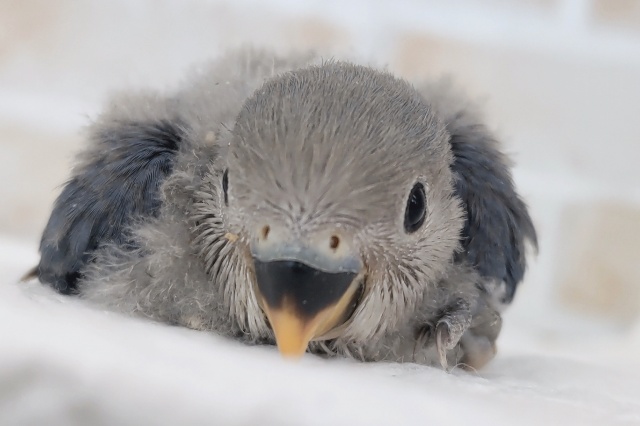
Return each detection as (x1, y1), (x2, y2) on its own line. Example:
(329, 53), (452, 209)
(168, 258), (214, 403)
(404, 182), (426, 233)
(222, 169), (229, 205)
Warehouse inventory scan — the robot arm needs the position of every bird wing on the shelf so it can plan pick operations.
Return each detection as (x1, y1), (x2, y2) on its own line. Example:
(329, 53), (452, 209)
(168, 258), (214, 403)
(34, 49), (320, 295)
(37, 116), (184, 294)
(420, 80), (538, 304)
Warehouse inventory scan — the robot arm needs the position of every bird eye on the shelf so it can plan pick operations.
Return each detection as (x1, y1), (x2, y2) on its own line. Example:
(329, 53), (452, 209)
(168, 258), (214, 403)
(222, 169), (229, 205)
(404, 182), (426, 233)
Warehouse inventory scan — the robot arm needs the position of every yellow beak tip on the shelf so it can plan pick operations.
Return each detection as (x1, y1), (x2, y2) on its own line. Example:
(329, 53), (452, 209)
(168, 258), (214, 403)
(278, 348), (307, 359)
(263, 294), (355, 360)
(273, 332), (311, 359)
(262, 303), (315, 359)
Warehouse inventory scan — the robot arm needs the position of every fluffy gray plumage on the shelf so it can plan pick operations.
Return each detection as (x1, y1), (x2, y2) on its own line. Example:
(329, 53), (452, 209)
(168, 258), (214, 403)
(35, 49), (537, 369)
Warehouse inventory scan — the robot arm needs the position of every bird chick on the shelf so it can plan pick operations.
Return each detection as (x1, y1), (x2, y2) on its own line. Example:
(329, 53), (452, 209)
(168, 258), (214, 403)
(34, 49), (537, 370)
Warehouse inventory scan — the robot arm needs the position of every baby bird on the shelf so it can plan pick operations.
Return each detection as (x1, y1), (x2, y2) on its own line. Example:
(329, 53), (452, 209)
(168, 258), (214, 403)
(34, 49), (536, 369)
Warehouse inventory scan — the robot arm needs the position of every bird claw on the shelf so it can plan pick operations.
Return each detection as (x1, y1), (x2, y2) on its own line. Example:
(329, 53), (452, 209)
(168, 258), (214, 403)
(435, 321), (451, 370)
(416, 298), (472, 370)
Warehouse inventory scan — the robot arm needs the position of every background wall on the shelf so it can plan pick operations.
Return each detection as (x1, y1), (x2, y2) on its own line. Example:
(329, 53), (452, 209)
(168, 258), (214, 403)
(1, 0), (639, 365)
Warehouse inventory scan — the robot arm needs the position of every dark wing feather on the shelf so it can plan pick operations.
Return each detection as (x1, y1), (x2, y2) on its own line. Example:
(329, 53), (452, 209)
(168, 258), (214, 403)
(447, 115), (537, 303)
(37, 119), (183, 294)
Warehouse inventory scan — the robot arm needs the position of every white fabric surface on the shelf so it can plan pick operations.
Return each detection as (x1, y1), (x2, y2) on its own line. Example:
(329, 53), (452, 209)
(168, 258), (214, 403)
(1, 238), (638, 426)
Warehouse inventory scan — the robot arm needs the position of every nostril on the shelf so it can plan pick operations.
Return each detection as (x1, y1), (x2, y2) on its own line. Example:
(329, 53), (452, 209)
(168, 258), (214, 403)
(329, 235), (340, 251)
(261, 225), (271, 241)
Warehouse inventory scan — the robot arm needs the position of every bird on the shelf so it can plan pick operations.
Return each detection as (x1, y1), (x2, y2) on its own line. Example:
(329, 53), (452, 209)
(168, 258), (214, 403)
(32, 48), (537, 370)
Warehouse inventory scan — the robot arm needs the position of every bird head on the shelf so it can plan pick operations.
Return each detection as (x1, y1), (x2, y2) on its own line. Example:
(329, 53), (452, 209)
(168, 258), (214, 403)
(194, 62), (464, 357)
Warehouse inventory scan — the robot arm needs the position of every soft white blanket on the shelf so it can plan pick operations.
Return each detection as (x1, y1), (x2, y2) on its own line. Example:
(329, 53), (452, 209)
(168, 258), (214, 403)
(1, 238), (638, 426)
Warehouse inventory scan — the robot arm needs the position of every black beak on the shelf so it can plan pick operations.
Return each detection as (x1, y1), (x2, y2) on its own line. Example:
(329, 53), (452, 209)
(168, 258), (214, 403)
(253, 259), (361, 357)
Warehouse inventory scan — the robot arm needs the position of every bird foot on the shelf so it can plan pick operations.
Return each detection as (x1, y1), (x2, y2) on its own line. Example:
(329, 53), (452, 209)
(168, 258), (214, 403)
(416, 298), (472, 370)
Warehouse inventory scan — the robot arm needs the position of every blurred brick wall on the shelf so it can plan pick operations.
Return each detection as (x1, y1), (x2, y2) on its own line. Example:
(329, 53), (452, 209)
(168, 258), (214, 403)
(592, 0), (640, 30)
(1, 0), (638, 328)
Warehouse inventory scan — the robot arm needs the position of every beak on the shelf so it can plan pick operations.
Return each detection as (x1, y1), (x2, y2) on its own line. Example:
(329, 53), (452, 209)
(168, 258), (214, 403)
(250, 230), (363, 358)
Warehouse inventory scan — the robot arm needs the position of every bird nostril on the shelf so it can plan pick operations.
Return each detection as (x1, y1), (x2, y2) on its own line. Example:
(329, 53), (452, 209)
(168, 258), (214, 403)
(329, 235), (340, 251)
(261, 225), (271, 241)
